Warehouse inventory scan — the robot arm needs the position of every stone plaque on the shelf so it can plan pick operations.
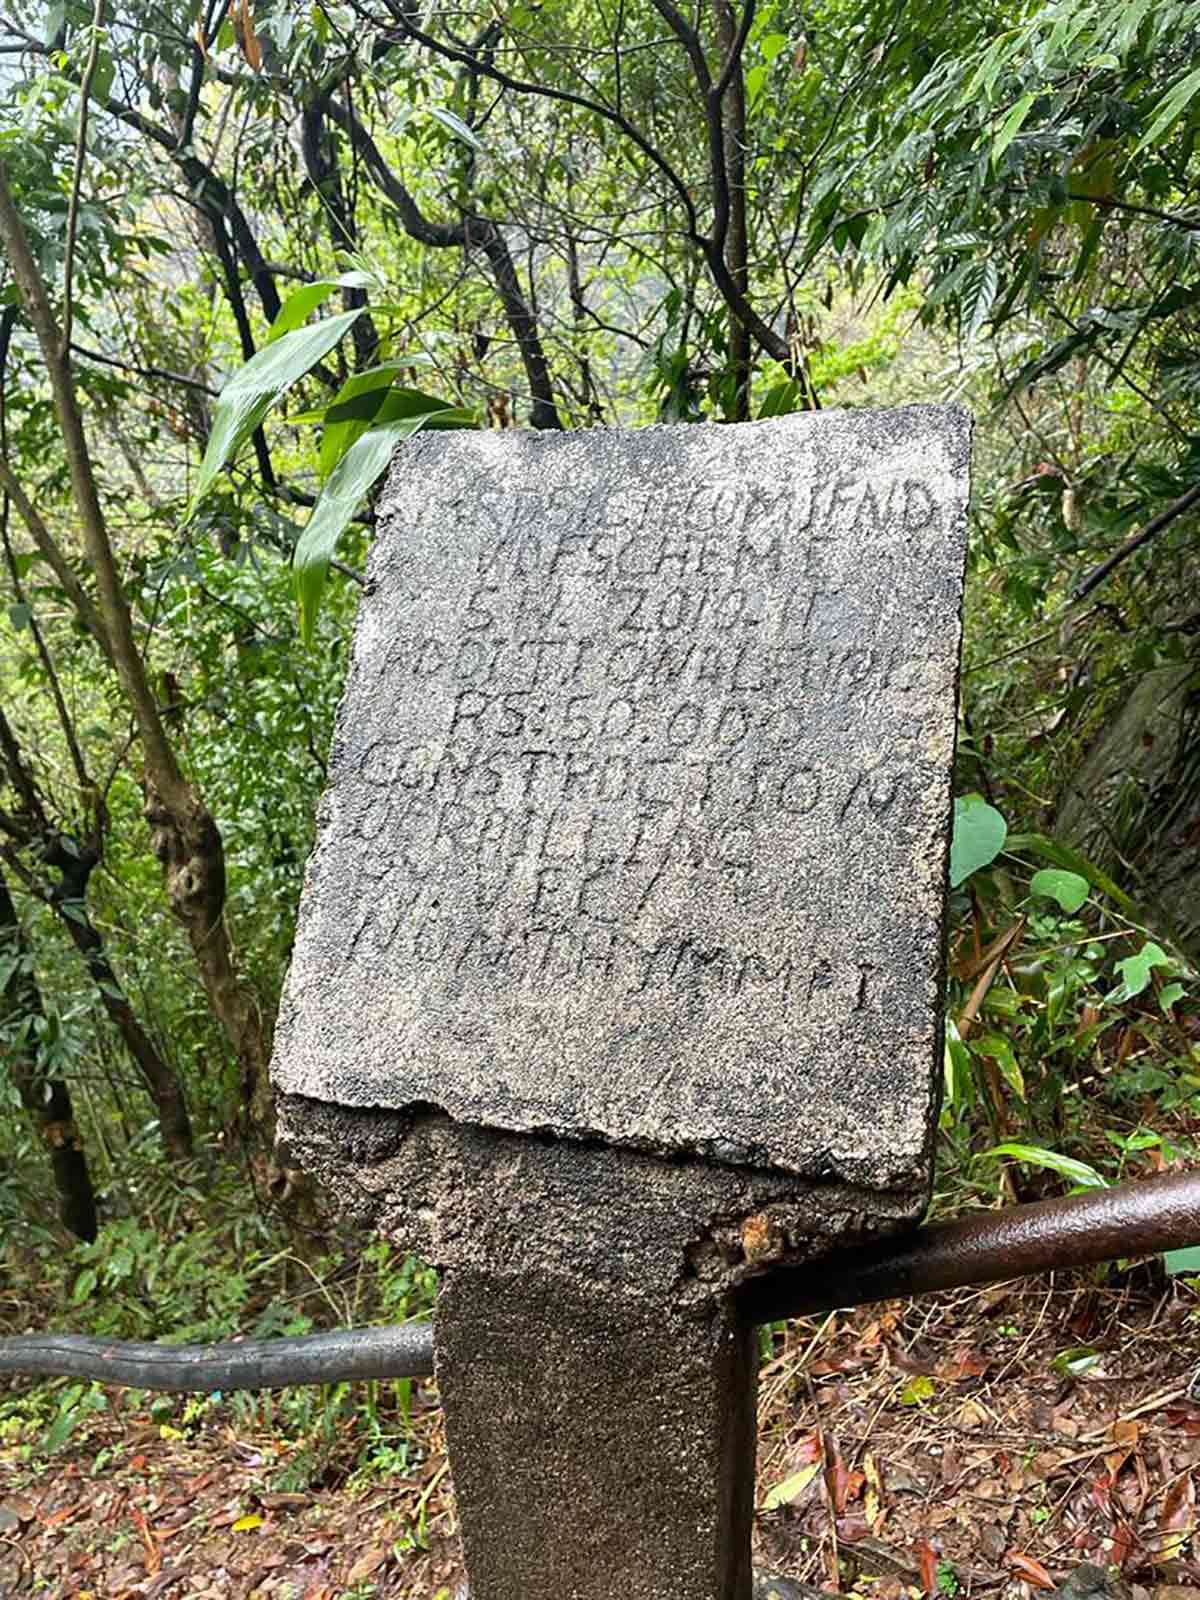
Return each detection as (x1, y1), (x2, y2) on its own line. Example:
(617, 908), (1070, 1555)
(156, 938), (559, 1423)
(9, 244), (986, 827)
(273, 407), (970, 1190)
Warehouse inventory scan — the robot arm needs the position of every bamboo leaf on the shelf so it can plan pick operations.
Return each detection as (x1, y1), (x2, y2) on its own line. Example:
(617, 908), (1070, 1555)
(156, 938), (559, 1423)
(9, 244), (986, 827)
(992, 92), (1036, 163)
(293, 409), (473, 644)
(189, 309), (363, 514)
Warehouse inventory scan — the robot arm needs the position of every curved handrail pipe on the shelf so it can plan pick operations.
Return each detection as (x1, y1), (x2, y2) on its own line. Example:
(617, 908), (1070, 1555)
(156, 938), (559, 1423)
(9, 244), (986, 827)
(3, 1171), (1199, 1392)
(0, 1322), (434, 1391)
(740, 1167), (1200, 1322)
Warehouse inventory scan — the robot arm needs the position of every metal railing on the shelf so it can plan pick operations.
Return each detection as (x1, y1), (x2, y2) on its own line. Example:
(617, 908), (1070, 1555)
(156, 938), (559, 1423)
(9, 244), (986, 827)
(3, 1170), (1198, 1393)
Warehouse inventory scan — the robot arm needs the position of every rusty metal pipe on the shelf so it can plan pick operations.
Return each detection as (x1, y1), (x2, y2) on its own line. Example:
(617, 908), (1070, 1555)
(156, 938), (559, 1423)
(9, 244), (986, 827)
(3, 1174), (1198, 1394)
(739, 1169), (1200, 1323)
(0, 1322), (435, 1391)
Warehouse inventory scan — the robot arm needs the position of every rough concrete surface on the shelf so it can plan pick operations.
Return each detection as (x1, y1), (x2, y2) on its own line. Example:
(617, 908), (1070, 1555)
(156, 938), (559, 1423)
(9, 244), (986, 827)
(433, 1162), (757, 1600)
(273, 408), (971, 1194)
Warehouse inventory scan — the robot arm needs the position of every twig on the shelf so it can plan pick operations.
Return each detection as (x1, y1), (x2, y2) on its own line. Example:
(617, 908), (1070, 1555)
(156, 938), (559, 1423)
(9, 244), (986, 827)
(70, 341), (217, 396)
(61, 0), (106, 358)
(1072, 480), (1200, 601)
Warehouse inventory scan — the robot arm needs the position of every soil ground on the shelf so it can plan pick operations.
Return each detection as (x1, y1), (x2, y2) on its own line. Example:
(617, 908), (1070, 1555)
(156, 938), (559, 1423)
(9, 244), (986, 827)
(2, 1270), (1199, 1599)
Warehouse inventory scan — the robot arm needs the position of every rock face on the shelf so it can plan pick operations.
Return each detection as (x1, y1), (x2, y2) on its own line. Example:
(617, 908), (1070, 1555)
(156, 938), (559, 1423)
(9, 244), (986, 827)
(275, 408), (971, 1205)
(1056, 658), (1200, 955)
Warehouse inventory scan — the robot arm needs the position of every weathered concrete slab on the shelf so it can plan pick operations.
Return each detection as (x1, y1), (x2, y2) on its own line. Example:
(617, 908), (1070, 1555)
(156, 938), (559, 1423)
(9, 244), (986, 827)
(430, 1133), (758, 1600)
(273, 407), (969, 1192)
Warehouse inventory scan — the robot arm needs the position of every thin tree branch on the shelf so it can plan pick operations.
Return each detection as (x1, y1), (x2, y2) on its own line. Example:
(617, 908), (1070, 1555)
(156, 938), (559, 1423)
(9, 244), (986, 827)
(0, 509), (92, 800)
(0, 459), (111, 658)
(70, 341), (218, 396)
(1072, 481), (1200, 602)
(60, 0), (105, 357)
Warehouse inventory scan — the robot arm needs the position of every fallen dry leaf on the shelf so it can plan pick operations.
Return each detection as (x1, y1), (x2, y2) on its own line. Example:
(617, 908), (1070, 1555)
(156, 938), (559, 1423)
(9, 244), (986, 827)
(1157, 1472), (1197, 1563)
(916, 1537), (938, 1596)
(346, 1545), (390, 1584)
(1009, 1551), (1055, 1589)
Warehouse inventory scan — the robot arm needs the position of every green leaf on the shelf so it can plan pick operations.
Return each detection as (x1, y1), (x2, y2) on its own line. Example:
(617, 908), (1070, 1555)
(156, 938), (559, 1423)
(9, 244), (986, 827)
(265, 281), (340, 343)
(189, 308), (363, 515)
(1029, 868), (1089, 914)
(1160, 981), (1186, 1013)
(1006, 833), (1140, 920)
(1137, 65), (1200, 154)
(760, 31), (788, 63)
(89, 46), (114, 105)
(294, 414), (444, 644)
(72, 1266), (98, 1304)
(899, 1374), (936, 1406)
(319, 374), (455, 480)
(992, 91), (1036, 163)
(265, 273), (377, 343)
(1051, 1346), (1100, 1377)
(757, 379), (802, 419)
(427, 106), (485, 153)
(975, 1033), (1024, 1097)
(43, 0), (64, 45)
(943, 1017), (974, 1111)
(7, 602), (32, 630)
(965, 258), (999, 338)
(762, 1462), (820, 1510)
(1165, 1245), (1200, 1276)
(43, 1402), (82, 1454)
(1113, 940), (1173, 999)
(986, 1142), (1108, 1189)
(745, 63), (768, 106)
(950, 794), (1007, 887)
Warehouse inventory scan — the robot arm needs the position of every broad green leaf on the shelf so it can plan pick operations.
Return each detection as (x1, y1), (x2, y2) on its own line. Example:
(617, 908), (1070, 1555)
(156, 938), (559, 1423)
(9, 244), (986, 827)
(266, 281), (340, 343)
(1029, 868), (1089, 913)
(71, 1266), (98, 1303)
(1137, 65), (1200, 153)
(1160, 981), (1186, 1013)
(960, 33), (1015, 107)
(760, 32), (788, 63)
(1165, 1245), (1200, 1276)
(986, 1142), (1108, 1189)
(745, 63), (768, 107)
(976, 1033), (1024, 1097)
(992, 92), (1036, 163)
(1113, 940), (1172, 999)
(762, 1462), (820, 1510)
(189, 309), (362, 513)
(1051, 1346), (1100, 1377)
(1006, 833), (1140, 920)
(757, 379), (802, 418)
(294, 412), (469, 644)
(314, 363), (406, 477)
(89, 45), (114, 105)
(319, 375), (458, 480)
(266, 273), (377, 342)
(943, 1017), (974, 1111)
(950, 795), (1007, 887)
(427, 106), (485, 152)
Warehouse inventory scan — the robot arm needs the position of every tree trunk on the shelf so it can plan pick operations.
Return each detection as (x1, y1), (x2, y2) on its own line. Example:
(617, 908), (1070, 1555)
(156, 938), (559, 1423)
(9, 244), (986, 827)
(0, 867), (98, 1242)
(0, 162), (275, 1148)
(42, 837), (194, 1162)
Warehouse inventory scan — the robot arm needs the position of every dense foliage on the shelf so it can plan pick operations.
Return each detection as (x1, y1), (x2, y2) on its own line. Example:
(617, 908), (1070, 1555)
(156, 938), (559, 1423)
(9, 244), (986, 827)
(1, 0), (1198, 1476)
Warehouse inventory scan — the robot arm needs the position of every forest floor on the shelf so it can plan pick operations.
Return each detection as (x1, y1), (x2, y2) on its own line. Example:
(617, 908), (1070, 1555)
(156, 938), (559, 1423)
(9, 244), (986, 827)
(2, 1270), (1199, 1600)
